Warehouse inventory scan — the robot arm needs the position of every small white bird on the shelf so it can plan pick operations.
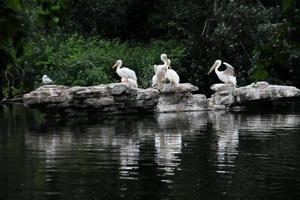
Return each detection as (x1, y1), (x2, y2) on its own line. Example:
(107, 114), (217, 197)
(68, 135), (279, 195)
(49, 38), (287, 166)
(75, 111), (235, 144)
(165, 59), (180, 86)
(112, 60), (137, 83)
(208, 60), (237, 86)
(153, 54), (168, 88)
(42, 75), (53, 85)
(121, 77), (138, 88)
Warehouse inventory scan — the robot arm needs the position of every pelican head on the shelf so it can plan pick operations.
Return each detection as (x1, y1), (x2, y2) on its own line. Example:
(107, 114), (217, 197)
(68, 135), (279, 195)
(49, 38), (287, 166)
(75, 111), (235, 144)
(167, 59), (171, 68)
(208, 60), (222, 75)
(43, 75), (47, 79)
(160, 54), (168, 63)
(112, 60), (122, 69)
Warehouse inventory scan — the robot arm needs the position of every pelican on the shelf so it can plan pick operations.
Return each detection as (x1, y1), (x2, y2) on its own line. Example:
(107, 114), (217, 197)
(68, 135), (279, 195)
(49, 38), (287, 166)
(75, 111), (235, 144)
(152, 75), (158, 87)
(112, 60), (137, 83)
(42, 75), (53, 85)
(166, 59), (180, 86)
(121, 77), (138, 88)
(208, 60), (237, 86)
(153, 54), (168, 88)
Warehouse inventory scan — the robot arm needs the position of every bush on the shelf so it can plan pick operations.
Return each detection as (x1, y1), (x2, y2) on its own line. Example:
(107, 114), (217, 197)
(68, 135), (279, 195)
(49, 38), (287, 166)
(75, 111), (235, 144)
(18, 34), (186, 91)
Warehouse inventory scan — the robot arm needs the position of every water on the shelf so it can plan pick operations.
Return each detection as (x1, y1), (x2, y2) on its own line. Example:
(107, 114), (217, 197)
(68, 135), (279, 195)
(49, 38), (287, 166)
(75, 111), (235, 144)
(1, 105), (300, 200)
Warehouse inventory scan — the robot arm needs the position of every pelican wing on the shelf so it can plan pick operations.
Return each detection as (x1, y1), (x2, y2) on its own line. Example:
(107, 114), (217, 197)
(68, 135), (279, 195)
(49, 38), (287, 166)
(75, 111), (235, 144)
(152, 75), (158, 87)
(166, 69), (179, 84)
(123, 67), (137, 80)
(223, 62), (235, 76)
(154, 65), (157, 73)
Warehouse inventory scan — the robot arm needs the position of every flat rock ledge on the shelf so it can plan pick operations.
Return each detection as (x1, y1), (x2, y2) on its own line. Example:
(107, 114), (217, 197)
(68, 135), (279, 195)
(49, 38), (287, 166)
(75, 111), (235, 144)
(23, 83), (159, 116)
(23, 83), (203, 116)
(23, 82), (300, 116)
(209, 81), (300, 110)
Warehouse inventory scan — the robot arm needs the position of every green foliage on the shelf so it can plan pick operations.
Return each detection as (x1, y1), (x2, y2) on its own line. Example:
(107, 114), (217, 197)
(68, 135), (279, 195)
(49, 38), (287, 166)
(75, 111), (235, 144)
(160, 0), (279, 89)
(1, 0), (300, 99)
(0, 0), (71, 98)
(20, 35), (186, 89)
(252, 0), (300, 86)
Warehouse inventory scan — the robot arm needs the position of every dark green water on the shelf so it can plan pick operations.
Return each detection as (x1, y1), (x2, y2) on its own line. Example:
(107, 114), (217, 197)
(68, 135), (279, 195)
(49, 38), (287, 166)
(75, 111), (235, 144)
(1, 105), (300, 200)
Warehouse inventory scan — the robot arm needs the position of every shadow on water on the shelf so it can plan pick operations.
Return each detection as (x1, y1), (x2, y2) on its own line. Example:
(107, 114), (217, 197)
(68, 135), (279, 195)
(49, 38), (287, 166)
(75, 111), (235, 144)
(1, 104), (300, 200)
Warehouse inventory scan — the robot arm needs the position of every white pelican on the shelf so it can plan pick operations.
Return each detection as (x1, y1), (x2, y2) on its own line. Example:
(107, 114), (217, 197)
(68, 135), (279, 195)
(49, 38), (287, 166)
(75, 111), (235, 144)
(153, 54), (168, 88)
(121, 77), (138, 88)
(166, 59), (180, 86)
(42, 75), (53, 85)
(208, 60), (237, 86)
(112, 60), (137, 83)
(152, 75), (158, 87)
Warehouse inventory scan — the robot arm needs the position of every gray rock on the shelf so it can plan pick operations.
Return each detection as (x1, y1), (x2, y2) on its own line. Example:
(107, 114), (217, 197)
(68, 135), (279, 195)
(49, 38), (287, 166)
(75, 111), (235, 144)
(210, 82), (300, 109)
(210, 83), (235, 92)
(108, 83), (131, 95)
(23, 83), (162, 115)
(253, 81), (269, 88)
(160, 83), (199, 94)
(23, 81), (300, 115)
(84, 97), (114, 108)
(23, 85), (71, 106)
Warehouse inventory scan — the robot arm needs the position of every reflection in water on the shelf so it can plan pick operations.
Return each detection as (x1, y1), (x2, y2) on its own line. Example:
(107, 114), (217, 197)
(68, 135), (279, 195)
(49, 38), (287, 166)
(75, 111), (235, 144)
(119, 140), (139, 179)
(209, 112), (239, 165)
(155, 132), (182, 176)
(1, 105), (300, 200)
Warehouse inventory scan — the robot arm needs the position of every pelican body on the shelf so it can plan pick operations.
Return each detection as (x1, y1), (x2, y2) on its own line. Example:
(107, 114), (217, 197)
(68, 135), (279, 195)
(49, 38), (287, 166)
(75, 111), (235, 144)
(208, 60), (237, 86)
(42, 75), (53, 85)
(165, 59), (179, 85)
(121, 77), (138, 88)
(152, 75), (158, 87)
(153, 54), (168, 87)
(112, 60), (137, 84)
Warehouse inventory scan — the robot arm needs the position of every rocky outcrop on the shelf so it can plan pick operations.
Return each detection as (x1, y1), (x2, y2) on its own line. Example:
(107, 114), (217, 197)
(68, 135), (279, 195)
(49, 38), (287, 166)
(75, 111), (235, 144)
(23, 81), (300, 116)
(23, 83), (159, 116)
(24, 83), (206, 115)
(209, 81), (300, 109)
(155, 83), (208, 112)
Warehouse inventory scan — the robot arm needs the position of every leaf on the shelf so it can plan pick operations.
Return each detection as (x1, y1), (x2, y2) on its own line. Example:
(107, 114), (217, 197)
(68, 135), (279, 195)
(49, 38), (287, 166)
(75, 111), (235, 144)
(282, 0), (293, 11)
(52, 16), (60, 23)
(16, 46), (24, 58)
(6, 0), (22, 11)
(252, 69), (269, 81)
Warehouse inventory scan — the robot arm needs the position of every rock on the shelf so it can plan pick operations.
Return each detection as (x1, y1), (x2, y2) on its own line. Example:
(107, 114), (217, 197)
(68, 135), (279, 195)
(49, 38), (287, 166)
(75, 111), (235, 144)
(23, 83), (161, 115)
(23, 81), (300, 116)
(23, 85), (71, 106)
(210, 83), (235, 92)
(108, 83), (131, 95)
(253, 81), (269, 88)
(209, 82), (300, 110)
(160, 83), (199, 94)
(83, 97), (114, 108)
(69, 85), (109, 99)
(136, 88), (159, 100)
(155, 92), (208, 113)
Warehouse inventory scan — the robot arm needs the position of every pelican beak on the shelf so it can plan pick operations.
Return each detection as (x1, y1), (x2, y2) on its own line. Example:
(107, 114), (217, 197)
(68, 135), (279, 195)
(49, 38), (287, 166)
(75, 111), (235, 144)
(208, 61), (220, 75)
(112, 63), (117, 69)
